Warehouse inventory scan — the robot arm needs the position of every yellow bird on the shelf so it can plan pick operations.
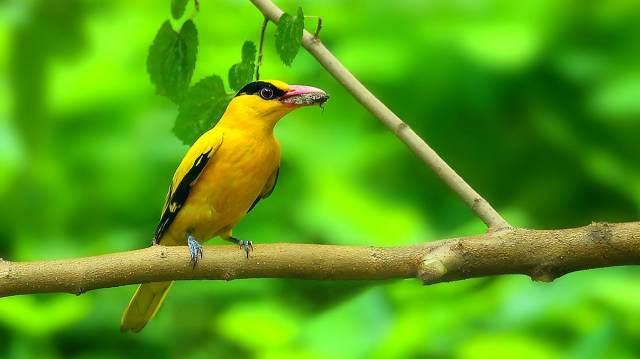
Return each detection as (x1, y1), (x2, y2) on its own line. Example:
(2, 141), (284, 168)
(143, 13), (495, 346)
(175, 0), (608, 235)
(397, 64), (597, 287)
(121, 80), (328, 332)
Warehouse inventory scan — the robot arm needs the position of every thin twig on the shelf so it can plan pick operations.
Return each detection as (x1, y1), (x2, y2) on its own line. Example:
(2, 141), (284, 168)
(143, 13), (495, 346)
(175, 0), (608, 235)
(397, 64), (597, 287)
(304, 15), (323, 38)
(315, 17), (322, 38)
(255, 17), (268, 81)
(248, 0), (510, 230)
(1, 222), (638, 297)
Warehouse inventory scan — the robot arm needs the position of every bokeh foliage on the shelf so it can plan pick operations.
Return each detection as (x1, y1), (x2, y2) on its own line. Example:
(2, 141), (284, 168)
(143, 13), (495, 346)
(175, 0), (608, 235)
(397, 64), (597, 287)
(1, 0), (639, 358)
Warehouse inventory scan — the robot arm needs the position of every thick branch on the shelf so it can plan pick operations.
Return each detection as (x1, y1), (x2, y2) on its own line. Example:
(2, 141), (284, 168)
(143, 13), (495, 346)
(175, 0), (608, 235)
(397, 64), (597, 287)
(248, 0), (509, 230)
(1, 222), (638, 297)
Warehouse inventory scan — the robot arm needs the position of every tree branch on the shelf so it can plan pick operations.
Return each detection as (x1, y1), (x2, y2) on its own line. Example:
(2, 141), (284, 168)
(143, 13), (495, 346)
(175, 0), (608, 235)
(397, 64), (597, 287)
(248, 0), (509, 230)
(1, 222), (638, 297)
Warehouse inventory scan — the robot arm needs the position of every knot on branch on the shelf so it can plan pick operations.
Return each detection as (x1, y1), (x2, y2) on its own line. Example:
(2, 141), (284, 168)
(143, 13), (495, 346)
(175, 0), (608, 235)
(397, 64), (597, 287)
(471, 197), (483, 210)
(588, 222), (613, 242)
(530, 266), (556, 283)
(418, 246), (457, 284)
(222, 271), (234, 281)
(419, 258), (448, 283)
(0, 259), (12, 279)
(394, 121), (409, 135)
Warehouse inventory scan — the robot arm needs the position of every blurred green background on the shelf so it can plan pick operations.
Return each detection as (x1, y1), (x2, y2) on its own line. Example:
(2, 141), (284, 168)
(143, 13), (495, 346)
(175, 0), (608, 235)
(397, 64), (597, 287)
(1, 0), (639, 358)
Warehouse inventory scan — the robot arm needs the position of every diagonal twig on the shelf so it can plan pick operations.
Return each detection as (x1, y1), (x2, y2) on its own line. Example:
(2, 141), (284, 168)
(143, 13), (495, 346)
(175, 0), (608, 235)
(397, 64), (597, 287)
(248, 0), (510, 230)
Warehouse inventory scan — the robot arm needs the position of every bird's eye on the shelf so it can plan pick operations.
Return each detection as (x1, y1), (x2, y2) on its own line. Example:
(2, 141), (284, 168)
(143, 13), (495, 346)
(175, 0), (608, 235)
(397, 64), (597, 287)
(259, 87), (275, 100)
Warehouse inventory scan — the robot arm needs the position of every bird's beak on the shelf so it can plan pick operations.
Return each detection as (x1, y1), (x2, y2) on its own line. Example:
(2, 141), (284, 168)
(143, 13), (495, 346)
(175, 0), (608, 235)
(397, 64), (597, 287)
(280, 85), (329, 106)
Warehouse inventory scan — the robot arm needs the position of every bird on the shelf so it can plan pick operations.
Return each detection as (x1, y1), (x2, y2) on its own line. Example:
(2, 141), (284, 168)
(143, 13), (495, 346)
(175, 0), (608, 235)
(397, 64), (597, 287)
(120, 80), (328, 332)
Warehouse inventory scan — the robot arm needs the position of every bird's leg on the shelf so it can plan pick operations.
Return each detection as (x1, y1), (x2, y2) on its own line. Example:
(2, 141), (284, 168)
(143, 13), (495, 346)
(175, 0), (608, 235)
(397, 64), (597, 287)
(223, 236), (253, 258)
(187, 233), (203, 267)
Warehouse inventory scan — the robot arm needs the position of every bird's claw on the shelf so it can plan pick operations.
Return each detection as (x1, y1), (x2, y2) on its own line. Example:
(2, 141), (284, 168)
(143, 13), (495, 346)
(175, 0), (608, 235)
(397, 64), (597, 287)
(239, 240), (253, 259)
(225, 236), (253, 258)
(187, 235), (203, 267)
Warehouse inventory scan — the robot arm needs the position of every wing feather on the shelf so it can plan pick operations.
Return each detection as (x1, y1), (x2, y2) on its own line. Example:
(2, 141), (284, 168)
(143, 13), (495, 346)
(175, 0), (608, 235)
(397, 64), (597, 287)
(154, 133), (223, 243)
(247, 167), (279, 213)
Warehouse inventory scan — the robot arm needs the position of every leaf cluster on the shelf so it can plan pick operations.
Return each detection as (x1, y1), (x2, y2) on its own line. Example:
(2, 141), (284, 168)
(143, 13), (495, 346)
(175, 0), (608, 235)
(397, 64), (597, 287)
(147, 2), (306, 144)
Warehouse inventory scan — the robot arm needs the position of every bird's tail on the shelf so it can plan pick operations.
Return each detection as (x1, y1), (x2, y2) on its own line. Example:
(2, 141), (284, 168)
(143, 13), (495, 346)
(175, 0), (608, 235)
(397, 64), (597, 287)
(120, 281), (173, 332)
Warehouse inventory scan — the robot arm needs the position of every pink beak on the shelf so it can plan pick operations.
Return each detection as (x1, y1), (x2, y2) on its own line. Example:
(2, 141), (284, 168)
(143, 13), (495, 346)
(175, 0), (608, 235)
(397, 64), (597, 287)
(283, 85), (326, 97)
(280, 85), (329, 106)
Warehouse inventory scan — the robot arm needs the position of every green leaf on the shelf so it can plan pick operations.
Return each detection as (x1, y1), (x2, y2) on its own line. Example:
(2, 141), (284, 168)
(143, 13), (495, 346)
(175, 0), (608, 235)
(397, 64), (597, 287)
(241, 40), (257, 63)
(147, 20), (198, 103)
(171, 0), (189, 19)
(173, 75), (231, 144)
(228, 41), (256, 92)
(275, 7), (304, 66)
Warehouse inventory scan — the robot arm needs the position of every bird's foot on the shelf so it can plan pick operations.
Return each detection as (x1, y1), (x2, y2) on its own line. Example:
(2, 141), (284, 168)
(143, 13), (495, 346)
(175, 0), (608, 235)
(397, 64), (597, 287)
(239, 240), (253, 258)
(187, 235), (203, 267)
(227, 236), (253, 258)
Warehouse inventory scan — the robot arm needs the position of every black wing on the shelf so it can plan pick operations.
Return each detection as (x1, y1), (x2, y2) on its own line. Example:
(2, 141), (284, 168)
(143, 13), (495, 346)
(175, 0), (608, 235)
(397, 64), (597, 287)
(154, 149), (213, 243)
(247, 167), (280, 213)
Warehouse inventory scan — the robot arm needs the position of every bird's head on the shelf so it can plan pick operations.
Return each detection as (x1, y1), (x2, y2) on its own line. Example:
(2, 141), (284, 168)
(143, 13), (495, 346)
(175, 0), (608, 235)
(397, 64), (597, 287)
(222, 80), (328, 129)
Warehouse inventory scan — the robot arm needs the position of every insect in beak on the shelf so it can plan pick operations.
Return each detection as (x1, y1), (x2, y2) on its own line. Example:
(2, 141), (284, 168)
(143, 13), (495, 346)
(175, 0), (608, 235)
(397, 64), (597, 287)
(280, 85), (329, 106)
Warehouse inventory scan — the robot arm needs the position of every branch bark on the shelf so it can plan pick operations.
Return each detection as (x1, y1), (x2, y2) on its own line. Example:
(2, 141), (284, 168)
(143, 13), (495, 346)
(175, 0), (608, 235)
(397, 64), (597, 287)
(2, 222), (638, 297)
(248, 0), (510, 230)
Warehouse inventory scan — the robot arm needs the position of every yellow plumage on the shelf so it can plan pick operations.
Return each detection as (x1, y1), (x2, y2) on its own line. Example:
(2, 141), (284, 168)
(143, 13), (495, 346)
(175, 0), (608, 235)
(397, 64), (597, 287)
(121, 80), (327, 332)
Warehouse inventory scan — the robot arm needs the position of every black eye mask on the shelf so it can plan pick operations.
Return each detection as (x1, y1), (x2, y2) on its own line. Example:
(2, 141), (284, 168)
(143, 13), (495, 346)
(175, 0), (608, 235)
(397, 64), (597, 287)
(235, 81), (287, 99)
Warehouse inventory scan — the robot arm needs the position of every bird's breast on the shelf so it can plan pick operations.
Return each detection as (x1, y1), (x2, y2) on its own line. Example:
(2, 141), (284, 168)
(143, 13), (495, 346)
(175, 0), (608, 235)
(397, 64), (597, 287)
(186, 132), (280, 238)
